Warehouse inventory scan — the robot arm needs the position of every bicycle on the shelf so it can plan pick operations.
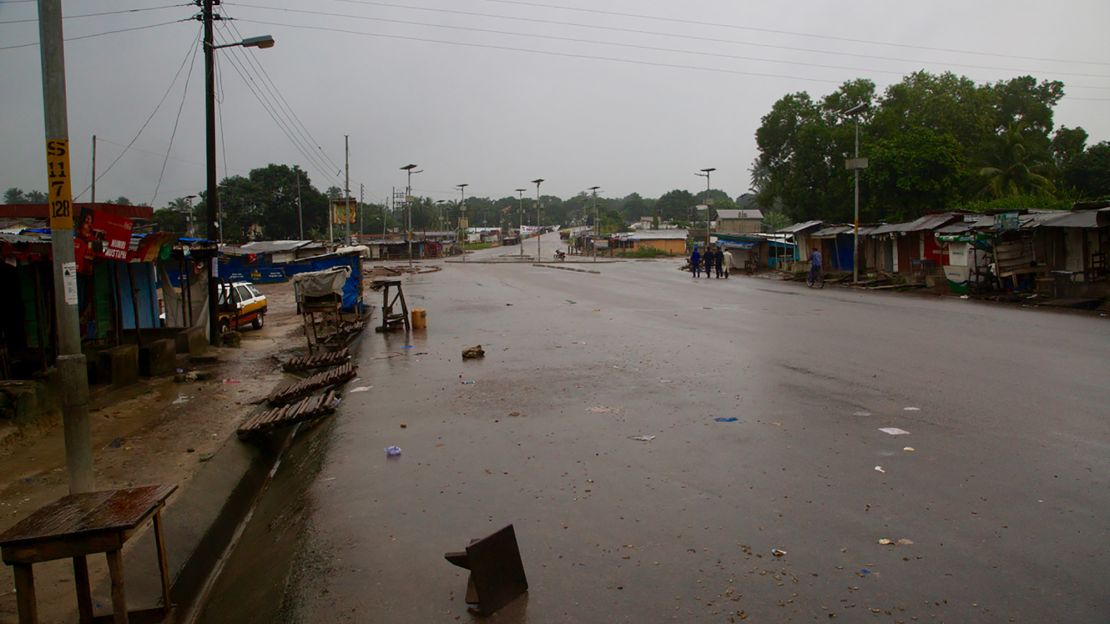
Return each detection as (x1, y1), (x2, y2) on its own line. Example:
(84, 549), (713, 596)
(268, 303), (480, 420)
(806, 268), (825, 288)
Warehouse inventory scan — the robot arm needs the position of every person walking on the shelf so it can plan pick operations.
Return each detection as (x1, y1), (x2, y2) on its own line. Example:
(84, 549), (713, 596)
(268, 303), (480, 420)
(722, 248), (733, 278)
(703, 245), (714, 278)
(690, 246), (701, 278)
(714, 247), (725, 278)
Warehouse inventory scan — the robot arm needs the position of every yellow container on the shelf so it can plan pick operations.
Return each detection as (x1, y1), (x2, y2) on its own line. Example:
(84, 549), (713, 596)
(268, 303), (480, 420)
(411, 308), (427, 329)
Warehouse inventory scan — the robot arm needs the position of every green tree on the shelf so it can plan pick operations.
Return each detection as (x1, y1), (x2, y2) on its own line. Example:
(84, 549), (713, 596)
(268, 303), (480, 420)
(4, 188), (29, 203)
(655, 189), (696, 223)
(977, 124), (1055, 198)
(1064, 141), (1110, 199)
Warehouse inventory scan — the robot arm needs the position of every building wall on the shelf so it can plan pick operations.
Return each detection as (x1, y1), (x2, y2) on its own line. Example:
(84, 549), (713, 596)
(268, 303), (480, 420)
(717, 219), (762, 234)
(632, 238), (686, 254)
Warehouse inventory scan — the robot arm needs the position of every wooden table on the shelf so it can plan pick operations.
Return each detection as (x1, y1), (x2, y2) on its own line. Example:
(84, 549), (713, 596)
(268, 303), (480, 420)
(0, 485), (177, 624)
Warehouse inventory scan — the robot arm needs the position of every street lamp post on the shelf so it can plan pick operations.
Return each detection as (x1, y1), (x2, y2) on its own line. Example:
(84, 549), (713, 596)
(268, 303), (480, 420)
(400, 164), (422, 268)
(457, 183), (468, 262)
(695, 167), (715, 248)
(588, 186), (600, 262)
(843, 102), (869, 284)
(531, 179), (544, 260)
(205, 6), (274, 345)
(515, 188), (526, 259)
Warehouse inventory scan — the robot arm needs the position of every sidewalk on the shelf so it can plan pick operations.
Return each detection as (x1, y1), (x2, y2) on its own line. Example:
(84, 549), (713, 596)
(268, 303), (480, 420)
(0, 281), (304, 623)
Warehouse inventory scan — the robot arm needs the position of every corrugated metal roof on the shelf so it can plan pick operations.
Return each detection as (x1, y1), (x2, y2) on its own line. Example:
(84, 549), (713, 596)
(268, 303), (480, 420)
(240, 240), (319, 253)
(811, 225), (853, 238)
(776, 220), (823, 234)
(0, 232), (43, 244)
(714, 208), (763, 220)
(869, 223), (900, 235)
(623, 229), (689, 240)
(1038, 210), (1099, 229)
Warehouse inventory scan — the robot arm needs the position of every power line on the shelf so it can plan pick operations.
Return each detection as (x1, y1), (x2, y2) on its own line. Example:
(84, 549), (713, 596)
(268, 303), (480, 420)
(213, 28), (341, 183)
(0, 19), (185, 51)
(0, 4), (188, 25)
(231, 3), (1110, 84)
(219, 8), (345, 175)
(315, 0), (1110, 77)
(236, 17), (844, 84)
(481, 0), (1110, 68)
(95, 137), (251, 176)
(75, 26), (202, 200)
(151, 23), (202, 206)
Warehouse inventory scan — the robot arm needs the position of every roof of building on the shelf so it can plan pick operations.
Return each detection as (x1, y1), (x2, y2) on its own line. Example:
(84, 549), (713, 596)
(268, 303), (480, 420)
(777, 220), (824, 234)
(717, 209), (764, 220)
(1038, 210), (1099, 229)
(239, 240), (322, 253)
(811, 225), (853, 238)
(621, 229), (689, 240)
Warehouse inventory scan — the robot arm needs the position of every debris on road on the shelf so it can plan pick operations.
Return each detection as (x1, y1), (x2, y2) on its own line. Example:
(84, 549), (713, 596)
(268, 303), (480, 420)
(629, 435), (656, 442)
(349, 386), (372, 393)
(588, 406), (614, 413)
(903, 446), (915, 452)
(462, 345), (485, 359)
(879, 427), (910, 436)
(878, 538), (893, 545)
(903, 406), (921, 411)
(385, 445), (402, 457)
(461, 379), (476, 385)
(283, 348), (351, 372)
(714, 417), (740, 423)
(874, 466), (886, 473)
(853, 410), (872, 416)
(771, 548), (787, 557)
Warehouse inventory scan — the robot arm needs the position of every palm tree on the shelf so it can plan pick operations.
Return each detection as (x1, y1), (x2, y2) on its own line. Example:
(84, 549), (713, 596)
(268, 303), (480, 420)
(978, 124), (1055, 198)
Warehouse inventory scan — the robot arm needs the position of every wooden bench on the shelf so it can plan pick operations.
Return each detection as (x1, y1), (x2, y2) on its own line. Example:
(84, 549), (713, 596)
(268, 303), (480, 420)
(0, 485), (177, 624)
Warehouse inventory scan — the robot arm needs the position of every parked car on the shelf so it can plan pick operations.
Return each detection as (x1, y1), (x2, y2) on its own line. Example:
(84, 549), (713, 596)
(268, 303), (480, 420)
(218, 280), (267, 333)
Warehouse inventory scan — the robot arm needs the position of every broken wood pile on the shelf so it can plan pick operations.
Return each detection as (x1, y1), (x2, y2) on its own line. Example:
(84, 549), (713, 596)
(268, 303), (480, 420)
(282, 348), (351, 372)
(269, 362), (357, 406)
(238, 390), (339, 439)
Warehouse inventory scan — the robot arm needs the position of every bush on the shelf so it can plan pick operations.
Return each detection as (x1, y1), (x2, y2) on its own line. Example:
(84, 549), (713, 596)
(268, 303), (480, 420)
(615, 247), (674, 258)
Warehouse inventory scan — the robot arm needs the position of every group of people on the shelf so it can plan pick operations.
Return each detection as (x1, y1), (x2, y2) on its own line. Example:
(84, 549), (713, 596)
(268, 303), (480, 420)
(689, 245), (731, 279)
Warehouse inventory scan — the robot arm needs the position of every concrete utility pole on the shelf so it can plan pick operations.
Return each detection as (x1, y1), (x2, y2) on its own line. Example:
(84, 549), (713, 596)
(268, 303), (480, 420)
(695, 167), (715, 248)
(344, 135), (351, 244)
(588, 186), (600, 262)
(515, 188), (526, 259)
(531, 178), (544, 260)
(843, 102), (869, 284)
(401, 164), (422, 268)
(38, 0), (94, 493)
(457, 183), (468, 262)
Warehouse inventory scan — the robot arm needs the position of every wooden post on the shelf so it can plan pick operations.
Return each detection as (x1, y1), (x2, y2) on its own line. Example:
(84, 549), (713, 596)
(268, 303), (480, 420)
(153, 511), (172, 614)
(105, 548), (129, 623)
(73, 555), (94, 623)
(13, 563), (37, 623)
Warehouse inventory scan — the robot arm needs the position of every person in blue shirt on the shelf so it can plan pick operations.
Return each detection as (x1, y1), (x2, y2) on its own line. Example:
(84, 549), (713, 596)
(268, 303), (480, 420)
(690, 246), (701, 278)
(809, 247), (823, 283)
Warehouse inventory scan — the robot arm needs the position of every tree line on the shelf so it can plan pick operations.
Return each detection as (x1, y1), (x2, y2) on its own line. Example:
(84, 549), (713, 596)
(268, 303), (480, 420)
(752, 71), (1110, 224)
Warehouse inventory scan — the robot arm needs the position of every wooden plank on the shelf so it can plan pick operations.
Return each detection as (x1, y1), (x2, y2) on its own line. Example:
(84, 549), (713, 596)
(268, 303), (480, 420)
(0, 486), (176, 549)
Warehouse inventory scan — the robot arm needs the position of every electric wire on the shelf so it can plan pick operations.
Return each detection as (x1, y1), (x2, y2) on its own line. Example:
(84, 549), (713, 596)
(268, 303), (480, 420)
(0, 19), (185, 51)
(0, 4), (188, 25)
(151, 21), (201, 206)
(219, 8), (345, 175)
(74, 26), (202, 200)
(481, 0), (1110, 68)
(213, 28), (341, 183)
(230, 3), (1110, 84)
(235, 17), (843, 84)
(96, 137), (251, 177)
(312, 0), (1110, 77)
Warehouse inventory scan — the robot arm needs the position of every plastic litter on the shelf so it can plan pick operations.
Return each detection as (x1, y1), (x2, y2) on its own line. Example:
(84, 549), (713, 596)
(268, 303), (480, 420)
(853, 410), (872, 416)
(903, 446), (915, 452)
(628, 435), (656, 442)
(874, 466), (885, 473)
(771, 548), (787, 557)
(903, 406), (921, 411)
(462, 345), (485, 359)
(714, 417), (739, 423)
(385, 445), (402, 457)
(349, 386), (372, 393)
(897, 538), (914, 545)
(461, 380), (476, 385)
(878, 538), (893, 545)
(878, 427), (910, 436)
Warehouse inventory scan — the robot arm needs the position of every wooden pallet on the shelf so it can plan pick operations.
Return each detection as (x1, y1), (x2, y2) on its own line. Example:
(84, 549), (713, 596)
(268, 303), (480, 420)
(238, 390), (339, 439)
(268, 362), (357, 406)
(282, 348), (351, 373)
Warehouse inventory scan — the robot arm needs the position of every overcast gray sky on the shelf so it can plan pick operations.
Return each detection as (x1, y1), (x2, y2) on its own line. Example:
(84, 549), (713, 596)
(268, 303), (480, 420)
(2, 0), (1108, 207)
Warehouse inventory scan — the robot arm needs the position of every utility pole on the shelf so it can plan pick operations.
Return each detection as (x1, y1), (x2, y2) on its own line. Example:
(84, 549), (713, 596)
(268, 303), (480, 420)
(696, 167), (715, 248)
(384, 190), (390, 241)
(531, 178), (544, 261)
(401, 165), (422, 267)
(38, 0), (94, 493)
(202, 0), (220, 345)
(359, 183), (364, 238)
(843, 102), (869, 284)
(344, 135), (351, 244)
(457, 183), (468, 262)
(515, 188), (526, 259)
(295, 170), (303, 240)
(90, 134), (96, 203)
(588, 186), (600, 262)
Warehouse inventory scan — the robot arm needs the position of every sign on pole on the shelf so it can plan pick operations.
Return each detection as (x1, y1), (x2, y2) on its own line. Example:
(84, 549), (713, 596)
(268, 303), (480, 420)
(46, 139), (74, 229)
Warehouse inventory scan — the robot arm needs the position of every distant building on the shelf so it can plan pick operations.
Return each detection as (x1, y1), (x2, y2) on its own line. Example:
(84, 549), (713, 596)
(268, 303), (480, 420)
(715, 209), (764, 234)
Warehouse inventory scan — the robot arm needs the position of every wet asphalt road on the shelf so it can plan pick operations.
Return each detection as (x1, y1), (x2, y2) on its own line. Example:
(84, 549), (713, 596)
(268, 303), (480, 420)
(206, 233), (1109, 623)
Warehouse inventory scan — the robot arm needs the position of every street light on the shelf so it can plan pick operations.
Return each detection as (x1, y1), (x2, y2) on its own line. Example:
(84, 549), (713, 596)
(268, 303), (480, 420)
(457, 183), (468, 262)
(531, 179), (544, 260)
(515, 188), (526, 259)
(695, 167), (715, 247)
(401, 164), (422, 268)
(842, 102), (869, 284)
(588, 186), (600, 262)
(203, 0), (274, 344)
